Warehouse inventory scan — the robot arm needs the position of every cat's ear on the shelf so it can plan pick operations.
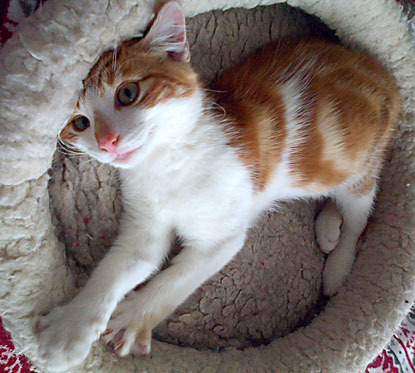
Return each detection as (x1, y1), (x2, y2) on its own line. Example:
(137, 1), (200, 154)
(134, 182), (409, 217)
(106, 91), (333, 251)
(142, 1), (190, 62)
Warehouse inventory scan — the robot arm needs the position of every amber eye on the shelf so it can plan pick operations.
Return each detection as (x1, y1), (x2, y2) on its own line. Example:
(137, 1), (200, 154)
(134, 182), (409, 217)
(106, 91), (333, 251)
(71, 116), (90, 131)
(116, 82), (139, 107)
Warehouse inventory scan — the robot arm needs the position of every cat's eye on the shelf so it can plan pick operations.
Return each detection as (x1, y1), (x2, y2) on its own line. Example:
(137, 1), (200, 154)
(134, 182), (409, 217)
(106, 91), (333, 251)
(71, 115), (91, 132)
(71, 116), (90, 132)
(116, 82), (139, 107)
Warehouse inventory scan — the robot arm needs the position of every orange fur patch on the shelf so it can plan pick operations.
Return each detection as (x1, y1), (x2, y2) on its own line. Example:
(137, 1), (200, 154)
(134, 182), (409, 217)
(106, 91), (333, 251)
(59, 125), (78, 143)
(213, 84), (286, 191)
(213, 37), (401, 194)
(82, 40), (198, 102)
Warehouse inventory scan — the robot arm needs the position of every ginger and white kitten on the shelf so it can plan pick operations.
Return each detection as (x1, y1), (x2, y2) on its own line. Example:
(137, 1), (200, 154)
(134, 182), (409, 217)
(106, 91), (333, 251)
(35, 1), (401, 371)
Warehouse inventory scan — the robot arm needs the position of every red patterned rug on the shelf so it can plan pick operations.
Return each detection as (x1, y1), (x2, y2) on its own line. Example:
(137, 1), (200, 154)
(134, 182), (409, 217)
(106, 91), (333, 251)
(1, 0), (415, 372)
(364, 308), (415, 373)
(0, 319), (37, 372)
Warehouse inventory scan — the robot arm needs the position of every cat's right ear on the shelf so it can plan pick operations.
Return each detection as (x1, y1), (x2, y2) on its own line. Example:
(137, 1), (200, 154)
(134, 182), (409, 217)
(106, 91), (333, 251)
(142, 1), (190, 62)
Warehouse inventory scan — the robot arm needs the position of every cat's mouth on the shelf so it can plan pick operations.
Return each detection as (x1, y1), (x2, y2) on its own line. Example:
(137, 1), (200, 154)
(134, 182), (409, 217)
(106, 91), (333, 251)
(109, 128), (156, 167)
(112, 147), (141, 164)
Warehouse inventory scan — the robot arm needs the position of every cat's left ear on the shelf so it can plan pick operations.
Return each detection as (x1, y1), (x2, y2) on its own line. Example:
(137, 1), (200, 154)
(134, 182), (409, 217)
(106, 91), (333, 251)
(142, 1), (190, 62)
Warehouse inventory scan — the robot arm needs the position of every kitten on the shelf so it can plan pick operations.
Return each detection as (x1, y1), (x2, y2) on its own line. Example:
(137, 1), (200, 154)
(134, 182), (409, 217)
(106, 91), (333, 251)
(35, 1), (401, 371)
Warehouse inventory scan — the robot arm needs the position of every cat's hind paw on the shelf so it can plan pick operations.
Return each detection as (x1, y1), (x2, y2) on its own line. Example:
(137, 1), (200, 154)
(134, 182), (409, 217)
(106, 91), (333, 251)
(315, 201), (343, 254)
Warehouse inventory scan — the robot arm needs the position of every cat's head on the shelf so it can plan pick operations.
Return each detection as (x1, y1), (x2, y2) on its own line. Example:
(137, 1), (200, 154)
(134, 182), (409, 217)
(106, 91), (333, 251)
(59, 1), (200, 169)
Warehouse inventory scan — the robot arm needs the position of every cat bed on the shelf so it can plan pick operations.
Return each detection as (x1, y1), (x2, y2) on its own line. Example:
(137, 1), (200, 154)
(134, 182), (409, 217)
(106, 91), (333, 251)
(1, 0), (415, 372)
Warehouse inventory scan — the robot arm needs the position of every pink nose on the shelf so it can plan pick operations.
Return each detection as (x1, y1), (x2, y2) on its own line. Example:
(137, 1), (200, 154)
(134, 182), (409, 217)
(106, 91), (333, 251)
(98, 133), (120, 154)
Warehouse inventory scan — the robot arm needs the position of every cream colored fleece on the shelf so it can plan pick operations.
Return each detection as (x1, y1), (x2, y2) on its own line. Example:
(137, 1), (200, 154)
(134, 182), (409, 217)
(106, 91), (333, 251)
(1, 1), (415, 372)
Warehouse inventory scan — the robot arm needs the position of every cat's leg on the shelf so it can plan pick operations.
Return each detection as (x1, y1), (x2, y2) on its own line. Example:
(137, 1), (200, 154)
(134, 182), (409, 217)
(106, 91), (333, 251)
(315, 199), (343, 254)
(34, 216), (172, 372)
(322, 182), (376, 296)
(102, 233), (246, 357)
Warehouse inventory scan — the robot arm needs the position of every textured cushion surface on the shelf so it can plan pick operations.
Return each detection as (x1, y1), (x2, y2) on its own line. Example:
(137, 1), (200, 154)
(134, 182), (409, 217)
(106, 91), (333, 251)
(1, 0), (415, 372)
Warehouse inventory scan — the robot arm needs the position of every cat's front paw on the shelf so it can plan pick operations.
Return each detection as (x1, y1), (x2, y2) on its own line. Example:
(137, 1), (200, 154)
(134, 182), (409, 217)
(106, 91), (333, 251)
(101, 297), (156, 358)
(34, 304), (106, 371)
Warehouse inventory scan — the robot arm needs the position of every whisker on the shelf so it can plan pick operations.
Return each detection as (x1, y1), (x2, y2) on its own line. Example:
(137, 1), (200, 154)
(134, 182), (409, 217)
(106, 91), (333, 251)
(83, 69), (103, 86)
(57, 149), (82, 157)
(57, 142), (78, 154)
(201, 88), (227, 94)
(57, 136), (85, 156)
(56, 146), (86, 156)
(112, 42), (118, 73)
(57, 141), (80, 151)
(209, 101), (227, 116)
(114, 57), (143, 79)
